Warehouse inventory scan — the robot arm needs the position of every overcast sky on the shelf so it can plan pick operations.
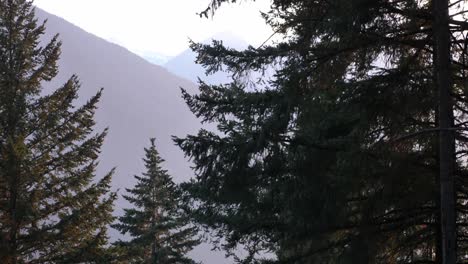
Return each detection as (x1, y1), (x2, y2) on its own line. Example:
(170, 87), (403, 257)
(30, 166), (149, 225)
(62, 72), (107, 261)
(33, 0), (272, 57)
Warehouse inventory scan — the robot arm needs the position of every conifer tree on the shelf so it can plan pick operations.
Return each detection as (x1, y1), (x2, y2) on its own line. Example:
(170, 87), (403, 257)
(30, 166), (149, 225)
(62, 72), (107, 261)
(113, 139), (199, 264)
(176, 0), (468, 263)
(0, 1), (116, 263)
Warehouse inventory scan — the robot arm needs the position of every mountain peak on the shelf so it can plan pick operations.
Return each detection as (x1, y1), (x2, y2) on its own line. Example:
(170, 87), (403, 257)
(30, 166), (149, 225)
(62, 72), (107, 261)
(204, 31), (249, 49)
(164, 31), (251, 84)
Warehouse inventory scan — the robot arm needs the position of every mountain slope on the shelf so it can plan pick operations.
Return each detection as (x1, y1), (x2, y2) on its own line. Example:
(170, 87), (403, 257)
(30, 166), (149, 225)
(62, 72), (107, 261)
(34, 8), (229, 264)
(36, 7), (197, 188)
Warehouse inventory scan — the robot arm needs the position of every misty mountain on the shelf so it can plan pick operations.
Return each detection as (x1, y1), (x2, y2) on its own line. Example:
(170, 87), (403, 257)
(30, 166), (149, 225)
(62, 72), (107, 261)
(34, 8), (229, 264)
(165, 32), (249, 84)
(138, 50), (172, 65)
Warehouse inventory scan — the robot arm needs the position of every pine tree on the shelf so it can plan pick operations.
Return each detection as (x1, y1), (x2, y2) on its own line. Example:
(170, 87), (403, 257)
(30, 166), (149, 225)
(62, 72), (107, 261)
(0, 1), (116, 263)
(113, 139), (199, 264)
(176, 0), (468, 263)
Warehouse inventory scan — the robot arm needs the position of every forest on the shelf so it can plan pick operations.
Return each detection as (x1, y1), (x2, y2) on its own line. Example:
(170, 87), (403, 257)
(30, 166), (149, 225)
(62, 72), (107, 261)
(1, 0), (468, 263)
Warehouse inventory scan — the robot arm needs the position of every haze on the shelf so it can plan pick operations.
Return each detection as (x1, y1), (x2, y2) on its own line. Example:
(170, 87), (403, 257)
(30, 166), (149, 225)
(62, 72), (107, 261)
(33, 0), (273, 56)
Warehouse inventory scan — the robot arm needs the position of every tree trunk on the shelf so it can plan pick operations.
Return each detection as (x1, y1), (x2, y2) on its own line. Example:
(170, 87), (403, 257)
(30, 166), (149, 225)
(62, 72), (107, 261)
(433, 0), (457, 263)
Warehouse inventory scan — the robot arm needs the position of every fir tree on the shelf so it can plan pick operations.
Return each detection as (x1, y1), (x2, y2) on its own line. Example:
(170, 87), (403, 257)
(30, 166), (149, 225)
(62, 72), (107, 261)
(0, 1), (116, 263)
(176, 0), (468, 263)
(113, 139), (199, 264)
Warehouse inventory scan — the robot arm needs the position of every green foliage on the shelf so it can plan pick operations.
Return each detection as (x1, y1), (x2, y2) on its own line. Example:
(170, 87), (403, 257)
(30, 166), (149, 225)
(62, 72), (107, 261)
(176, 0), (468, 263)
(0, 1), (116, 262)
(113, 139), (200, 264)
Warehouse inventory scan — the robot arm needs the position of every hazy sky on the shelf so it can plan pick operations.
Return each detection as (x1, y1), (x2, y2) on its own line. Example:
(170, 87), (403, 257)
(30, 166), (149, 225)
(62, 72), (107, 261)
(33, 0), (272, 57)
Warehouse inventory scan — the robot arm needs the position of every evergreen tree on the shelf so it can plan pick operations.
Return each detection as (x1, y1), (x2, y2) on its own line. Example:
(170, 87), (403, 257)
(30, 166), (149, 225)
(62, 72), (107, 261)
(176, 0), (468, 263)
(113, 139), (199, 264)
(0, 1), (116, 263)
